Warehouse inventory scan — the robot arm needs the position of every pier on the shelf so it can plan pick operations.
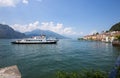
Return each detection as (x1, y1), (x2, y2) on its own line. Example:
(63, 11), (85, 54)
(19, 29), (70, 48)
(0, 65), (21, 78)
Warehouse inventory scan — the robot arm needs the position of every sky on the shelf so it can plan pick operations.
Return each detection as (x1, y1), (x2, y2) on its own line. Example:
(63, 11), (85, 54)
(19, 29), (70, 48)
(0, 0), (120, 38)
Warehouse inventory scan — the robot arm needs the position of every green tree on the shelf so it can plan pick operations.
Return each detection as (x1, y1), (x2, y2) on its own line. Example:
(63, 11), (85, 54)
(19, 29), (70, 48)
(116, 35), (120, 41)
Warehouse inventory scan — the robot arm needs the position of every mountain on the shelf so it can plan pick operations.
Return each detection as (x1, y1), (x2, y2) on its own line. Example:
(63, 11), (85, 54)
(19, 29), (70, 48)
(109, 22), (120, 31)
(25, 29), (66, 39)
(0, 24), (26, 39)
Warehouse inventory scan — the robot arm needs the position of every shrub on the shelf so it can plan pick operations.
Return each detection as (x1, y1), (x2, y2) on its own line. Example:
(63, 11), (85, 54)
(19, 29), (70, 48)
(56, 69), (108, 78)
(116, 35), (120, 41)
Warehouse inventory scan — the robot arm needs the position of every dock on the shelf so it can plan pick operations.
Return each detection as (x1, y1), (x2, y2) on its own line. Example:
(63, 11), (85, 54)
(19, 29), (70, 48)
(0, 65), (21, 78)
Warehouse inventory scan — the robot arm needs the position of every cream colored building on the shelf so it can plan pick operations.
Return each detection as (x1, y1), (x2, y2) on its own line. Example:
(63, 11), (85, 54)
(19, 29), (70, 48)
(84, 31), (120, 42)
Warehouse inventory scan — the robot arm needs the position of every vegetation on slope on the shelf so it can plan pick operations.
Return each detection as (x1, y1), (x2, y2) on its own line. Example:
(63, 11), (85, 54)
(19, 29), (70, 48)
(110, 22), (120, 31)
(116, 35), (120, 41)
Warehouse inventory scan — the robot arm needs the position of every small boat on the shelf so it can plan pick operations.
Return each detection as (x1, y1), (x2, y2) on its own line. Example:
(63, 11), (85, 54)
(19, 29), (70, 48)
(11, 35), (58, 44)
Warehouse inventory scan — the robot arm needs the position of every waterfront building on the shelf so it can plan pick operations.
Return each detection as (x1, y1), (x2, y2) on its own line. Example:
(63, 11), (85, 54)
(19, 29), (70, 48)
(83, 31), (120, 42)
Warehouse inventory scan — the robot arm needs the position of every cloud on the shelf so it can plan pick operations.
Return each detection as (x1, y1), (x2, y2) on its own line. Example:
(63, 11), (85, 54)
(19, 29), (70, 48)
(0, 0), (19, 7)
(11, 21), (40, 32)
(11, 21), (82, 36)
(22, 0), (28, 4)
(40, 22), (78, 36)
(0, 0), (29, 7)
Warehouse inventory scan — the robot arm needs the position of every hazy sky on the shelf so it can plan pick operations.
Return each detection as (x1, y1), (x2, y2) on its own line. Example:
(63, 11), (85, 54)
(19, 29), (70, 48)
(0, 0), (120, 37)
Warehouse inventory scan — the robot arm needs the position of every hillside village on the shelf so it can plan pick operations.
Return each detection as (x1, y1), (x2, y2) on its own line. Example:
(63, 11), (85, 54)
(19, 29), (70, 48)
(84, 31), (120, 42)
(83, 22), (120, 43)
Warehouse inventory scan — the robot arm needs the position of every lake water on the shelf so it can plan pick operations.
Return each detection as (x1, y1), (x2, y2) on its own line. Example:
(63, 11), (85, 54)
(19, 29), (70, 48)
(0, 39), (120, 78)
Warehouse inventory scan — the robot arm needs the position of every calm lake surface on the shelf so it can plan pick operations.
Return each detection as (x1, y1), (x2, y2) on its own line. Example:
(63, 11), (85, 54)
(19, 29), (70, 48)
(0, 39), (120, 78)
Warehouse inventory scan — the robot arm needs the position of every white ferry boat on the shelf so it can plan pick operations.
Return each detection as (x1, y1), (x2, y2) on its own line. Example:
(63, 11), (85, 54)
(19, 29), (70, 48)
(11, 35), (58, 44)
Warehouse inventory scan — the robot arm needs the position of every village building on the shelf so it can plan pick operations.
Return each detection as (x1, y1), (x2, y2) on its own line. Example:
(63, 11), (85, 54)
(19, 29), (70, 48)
(83, 31), (120, 42)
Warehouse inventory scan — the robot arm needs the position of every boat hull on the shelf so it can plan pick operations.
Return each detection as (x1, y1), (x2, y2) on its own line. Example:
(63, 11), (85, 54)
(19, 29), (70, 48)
(11, 41), (57, 44)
